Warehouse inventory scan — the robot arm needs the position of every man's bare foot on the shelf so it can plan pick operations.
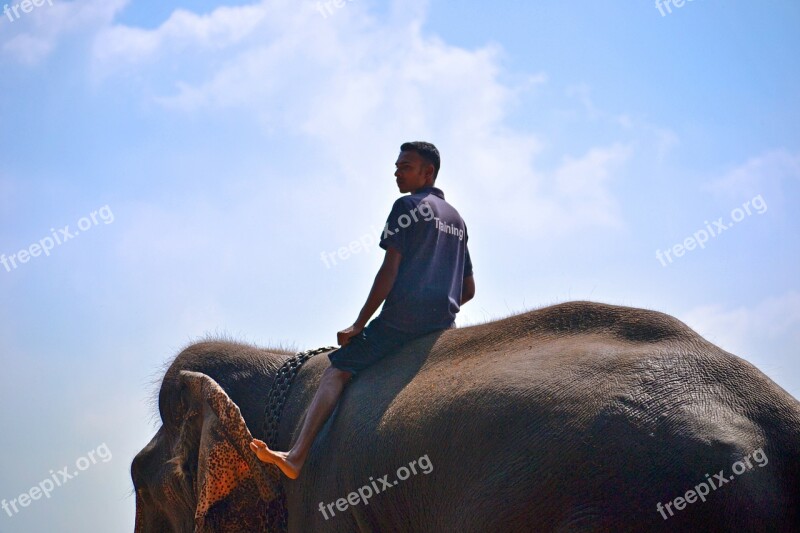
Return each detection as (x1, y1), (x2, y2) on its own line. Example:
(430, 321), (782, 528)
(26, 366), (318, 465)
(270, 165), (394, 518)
(249, 439), (302, 479)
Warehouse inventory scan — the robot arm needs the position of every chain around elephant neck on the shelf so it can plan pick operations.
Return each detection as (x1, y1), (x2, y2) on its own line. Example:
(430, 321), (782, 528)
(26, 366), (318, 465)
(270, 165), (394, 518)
(261, 346), (335, 531)
(262, 346), (336, 448)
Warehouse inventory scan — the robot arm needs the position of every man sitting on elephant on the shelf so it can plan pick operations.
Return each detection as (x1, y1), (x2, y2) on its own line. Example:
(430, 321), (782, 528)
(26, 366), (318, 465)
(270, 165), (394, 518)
(250, 141), (476, 479)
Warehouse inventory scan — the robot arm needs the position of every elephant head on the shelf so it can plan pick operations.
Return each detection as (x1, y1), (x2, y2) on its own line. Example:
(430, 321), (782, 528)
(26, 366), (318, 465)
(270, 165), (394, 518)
(131, 370), (283, 532)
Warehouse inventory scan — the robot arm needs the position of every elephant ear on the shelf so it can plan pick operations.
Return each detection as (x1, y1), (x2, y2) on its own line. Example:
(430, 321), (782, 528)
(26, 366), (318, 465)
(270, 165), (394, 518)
(178, 370), (284, 532)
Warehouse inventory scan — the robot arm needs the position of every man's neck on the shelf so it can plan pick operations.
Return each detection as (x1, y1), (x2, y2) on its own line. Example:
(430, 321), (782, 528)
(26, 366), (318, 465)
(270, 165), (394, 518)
(412, 183), (436, 194)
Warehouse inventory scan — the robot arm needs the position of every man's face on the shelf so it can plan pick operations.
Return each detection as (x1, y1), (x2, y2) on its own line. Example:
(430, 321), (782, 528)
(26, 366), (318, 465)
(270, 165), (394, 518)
(394, 151), (434, 193)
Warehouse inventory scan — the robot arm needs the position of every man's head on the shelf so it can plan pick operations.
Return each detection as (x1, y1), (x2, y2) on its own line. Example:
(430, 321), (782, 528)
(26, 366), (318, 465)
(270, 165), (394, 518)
(395, 141), (440, 193)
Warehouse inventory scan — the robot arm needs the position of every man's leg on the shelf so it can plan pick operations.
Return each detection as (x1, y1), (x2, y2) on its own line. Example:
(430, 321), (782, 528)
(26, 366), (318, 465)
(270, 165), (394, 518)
(250, 366), (352, 479)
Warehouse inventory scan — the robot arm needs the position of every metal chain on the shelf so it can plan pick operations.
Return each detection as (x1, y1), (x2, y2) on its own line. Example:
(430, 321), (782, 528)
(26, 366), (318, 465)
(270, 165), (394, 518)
(261, 346), (336, 532)
(262, 346), (336, 447)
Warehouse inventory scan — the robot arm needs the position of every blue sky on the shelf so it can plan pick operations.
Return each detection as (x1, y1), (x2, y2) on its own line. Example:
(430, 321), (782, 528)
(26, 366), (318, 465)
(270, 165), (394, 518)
(1, 0), (798, 530)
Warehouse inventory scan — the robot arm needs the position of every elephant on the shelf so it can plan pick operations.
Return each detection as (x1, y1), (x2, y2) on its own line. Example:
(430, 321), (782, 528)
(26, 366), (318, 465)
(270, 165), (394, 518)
(131, 301), (800, 532)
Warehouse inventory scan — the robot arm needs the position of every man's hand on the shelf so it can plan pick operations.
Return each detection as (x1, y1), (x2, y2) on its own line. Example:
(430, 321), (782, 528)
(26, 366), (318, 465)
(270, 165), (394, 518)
(337, 324), (364, 347)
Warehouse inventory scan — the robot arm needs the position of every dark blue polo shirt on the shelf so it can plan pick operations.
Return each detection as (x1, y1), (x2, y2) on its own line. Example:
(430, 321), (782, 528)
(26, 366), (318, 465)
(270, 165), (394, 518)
(378, 186), (473, 334)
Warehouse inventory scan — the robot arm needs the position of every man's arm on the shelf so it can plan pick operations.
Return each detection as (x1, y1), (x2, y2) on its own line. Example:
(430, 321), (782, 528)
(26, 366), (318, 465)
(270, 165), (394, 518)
(461, 275), (475, 305)
(337, 247), (402, 346)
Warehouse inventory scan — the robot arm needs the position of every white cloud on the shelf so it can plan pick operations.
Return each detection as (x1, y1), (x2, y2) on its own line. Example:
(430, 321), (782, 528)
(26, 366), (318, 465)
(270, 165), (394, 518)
(1, 0), (127, 65)
(553, 143), (631, 227)
(710, 149), (800, 198)
(683, 291), (800, 397)
(92, 3), (269, 68)
(684, 292), (800, 352)
(653, 127), (679, 161)
(461, 141), (632, 237)
(566, 82), (600, 119)
(90, 0), (638, 240)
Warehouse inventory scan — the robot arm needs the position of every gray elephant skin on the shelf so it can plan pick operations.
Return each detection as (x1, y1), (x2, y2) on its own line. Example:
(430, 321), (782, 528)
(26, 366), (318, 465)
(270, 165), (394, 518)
(131, 301), (800, 532)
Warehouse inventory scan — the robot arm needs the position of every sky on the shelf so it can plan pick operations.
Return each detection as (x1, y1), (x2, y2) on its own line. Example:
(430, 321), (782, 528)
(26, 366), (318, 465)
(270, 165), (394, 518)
(0, 0), (798, 531)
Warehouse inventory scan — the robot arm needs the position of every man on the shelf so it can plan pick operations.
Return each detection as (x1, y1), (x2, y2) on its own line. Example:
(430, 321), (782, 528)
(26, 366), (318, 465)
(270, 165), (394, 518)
(250, 141), (475, 479)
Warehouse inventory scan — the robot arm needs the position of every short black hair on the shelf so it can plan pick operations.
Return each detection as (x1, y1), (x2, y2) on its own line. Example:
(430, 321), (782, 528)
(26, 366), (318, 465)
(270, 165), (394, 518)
(400, 141), (440, 179)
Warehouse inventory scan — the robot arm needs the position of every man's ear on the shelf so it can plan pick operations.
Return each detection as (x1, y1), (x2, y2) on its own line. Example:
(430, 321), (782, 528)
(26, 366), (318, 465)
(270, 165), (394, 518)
(426, 164), (436, 182)
(178, 371), (284, 531)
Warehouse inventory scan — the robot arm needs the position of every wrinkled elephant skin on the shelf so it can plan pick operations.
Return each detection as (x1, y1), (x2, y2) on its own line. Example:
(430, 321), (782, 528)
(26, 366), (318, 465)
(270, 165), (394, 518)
(132, 301), (800, 532)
